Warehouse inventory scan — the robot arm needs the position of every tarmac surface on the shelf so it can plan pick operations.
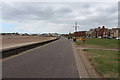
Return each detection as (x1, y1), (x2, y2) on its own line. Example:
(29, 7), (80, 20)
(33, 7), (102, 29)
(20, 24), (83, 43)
(2, 38), (79, 78)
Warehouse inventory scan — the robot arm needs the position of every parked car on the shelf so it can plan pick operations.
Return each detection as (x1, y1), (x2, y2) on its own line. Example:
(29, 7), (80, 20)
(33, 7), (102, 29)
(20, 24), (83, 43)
(116, 37), (120, 39)
(107, 37), (113, 39)
(97, 36), (101, 38)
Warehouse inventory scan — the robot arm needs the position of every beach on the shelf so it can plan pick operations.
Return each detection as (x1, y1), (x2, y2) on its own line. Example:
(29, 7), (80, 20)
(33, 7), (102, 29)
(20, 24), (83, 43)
(1, 35), (55, 49)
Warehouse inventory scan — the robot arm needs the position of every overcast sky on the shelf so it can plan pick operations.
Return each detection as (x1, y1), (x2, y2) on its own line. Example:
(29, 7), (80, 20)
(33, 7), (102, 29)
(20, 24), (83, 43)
(1, 2), (118, 34)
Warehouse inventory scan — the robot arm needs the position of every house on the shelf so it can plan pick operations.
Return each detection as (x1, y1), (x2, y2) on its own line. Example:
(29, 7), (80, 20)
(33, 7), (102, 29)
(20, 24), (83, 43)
(110, 28), (120, 38)
(87, 26), (110, 38)
(99, 26), (108, 38)
(74, 31), (87, 37)
(86, 29), (95, 37)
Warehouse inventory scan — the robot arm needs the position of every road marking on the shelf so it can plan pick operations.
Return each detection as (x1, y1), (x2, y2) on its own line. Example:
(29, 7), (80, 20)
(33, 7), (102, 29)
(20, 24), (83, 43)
(2, 40), (58, 62)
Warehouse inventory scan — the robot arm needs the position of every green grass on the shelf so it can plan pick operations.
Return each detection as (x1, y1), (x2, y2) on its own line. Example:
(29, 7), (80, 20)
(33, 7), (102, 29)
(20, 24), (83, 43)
(76, 38), (119, 48)
(84, 49), (119, 78)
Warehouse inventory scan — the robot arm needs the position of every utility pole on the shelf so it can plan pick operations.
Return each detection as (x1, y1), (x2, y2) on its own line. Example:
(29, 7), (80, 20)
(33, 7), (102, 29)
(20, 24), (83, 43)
(74, 21), (79, 32)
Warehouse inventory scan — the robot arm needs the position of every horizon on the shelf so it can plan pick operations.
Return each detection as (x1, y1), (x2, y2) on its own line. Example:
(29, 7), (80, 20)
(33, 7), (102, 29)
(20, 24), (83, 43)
(1, 26), (119, 34)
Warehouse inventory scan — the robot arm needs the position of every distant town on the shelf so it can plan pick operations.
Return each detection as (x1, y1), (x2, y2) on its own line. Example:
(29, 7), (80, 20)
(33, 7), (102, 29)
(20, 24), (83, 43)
(1, 26), (120, 39)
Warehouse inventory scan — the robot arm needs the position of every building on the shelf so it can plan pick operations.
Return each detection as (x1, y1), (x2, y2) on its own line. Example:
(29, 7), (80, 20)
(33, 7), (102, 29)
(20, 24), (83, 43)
(87, 26), (110, 38)
(86, 26), (120, 38)
(86, 29), (95, 37)
(74, 31), (87, 37)
(98, 26), (108, 38)
(110, 28), (120, 38)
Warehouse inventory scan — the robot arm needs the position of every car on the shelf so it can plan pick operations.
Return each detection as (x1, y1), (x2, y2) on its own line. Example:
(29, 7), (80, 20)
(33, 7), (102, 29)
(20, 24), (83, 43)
(107, 37), (113, 39)
(116, 37), (120, 39)
(97, 36), (101, 38)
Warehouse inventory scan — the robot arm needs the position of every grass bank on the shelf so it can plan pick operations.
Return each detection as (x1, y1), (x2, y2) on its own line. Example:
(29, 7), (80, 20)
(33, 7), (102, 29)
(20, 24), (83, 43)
(76, 38), (118, 48)
(83, 49), (119, 78)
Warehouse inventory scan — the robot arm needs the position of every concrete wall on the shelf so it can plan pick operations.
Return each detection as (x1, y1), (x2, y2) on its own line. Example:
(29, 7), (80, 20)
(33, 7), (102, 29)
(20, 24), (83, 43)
(1, 38), (59, 59)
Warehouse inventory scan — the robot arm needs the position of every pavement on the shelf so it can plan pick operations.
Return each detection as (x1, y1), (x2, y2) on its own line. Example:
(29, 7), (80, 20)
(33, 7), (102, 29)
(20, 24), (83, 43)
(78, 47), (120, 51)
(2, 37), (79, 78)
(72, 43), (101, 78)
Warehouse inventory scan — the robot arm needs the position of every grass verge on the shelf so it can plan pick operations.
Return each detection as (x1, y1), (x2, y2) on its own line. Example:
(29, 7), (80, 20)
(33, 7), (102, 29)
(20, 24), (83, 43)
(83, 49), (119, 78)
(76, 38), (119, 48)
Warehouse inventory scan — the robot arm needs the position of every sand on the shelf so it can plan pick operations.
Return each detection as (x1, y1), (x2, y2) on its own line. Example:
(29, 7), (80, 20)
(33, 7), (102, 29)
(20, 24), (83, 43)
(1, 35), (55, 50)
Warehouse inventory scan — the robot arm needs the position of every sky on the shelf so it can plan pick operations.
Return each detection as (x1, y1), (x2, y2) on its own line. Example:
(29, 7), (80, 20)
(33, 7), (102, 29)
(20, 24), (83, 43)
(0, 2), (118, 34)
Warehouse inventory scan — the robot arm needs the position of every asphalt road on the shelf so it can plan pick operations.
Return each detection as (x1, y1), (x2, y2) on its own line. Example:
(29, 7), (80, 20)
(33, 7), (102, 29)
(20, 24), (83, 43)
(2, 38), (79, 78)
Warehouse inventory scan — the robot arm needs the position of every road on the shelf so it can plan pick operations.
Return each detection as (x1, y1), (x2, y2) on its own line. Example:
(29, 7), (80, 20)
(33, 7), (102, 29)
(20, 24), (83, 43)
(2, 38), (80, 78)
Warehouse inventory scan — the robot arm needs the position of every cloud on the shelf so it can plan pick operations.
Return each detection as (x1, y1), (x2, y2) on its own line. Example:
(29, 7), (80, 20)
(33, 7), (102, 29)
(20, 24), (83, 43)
(1, 2), (118, 33)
